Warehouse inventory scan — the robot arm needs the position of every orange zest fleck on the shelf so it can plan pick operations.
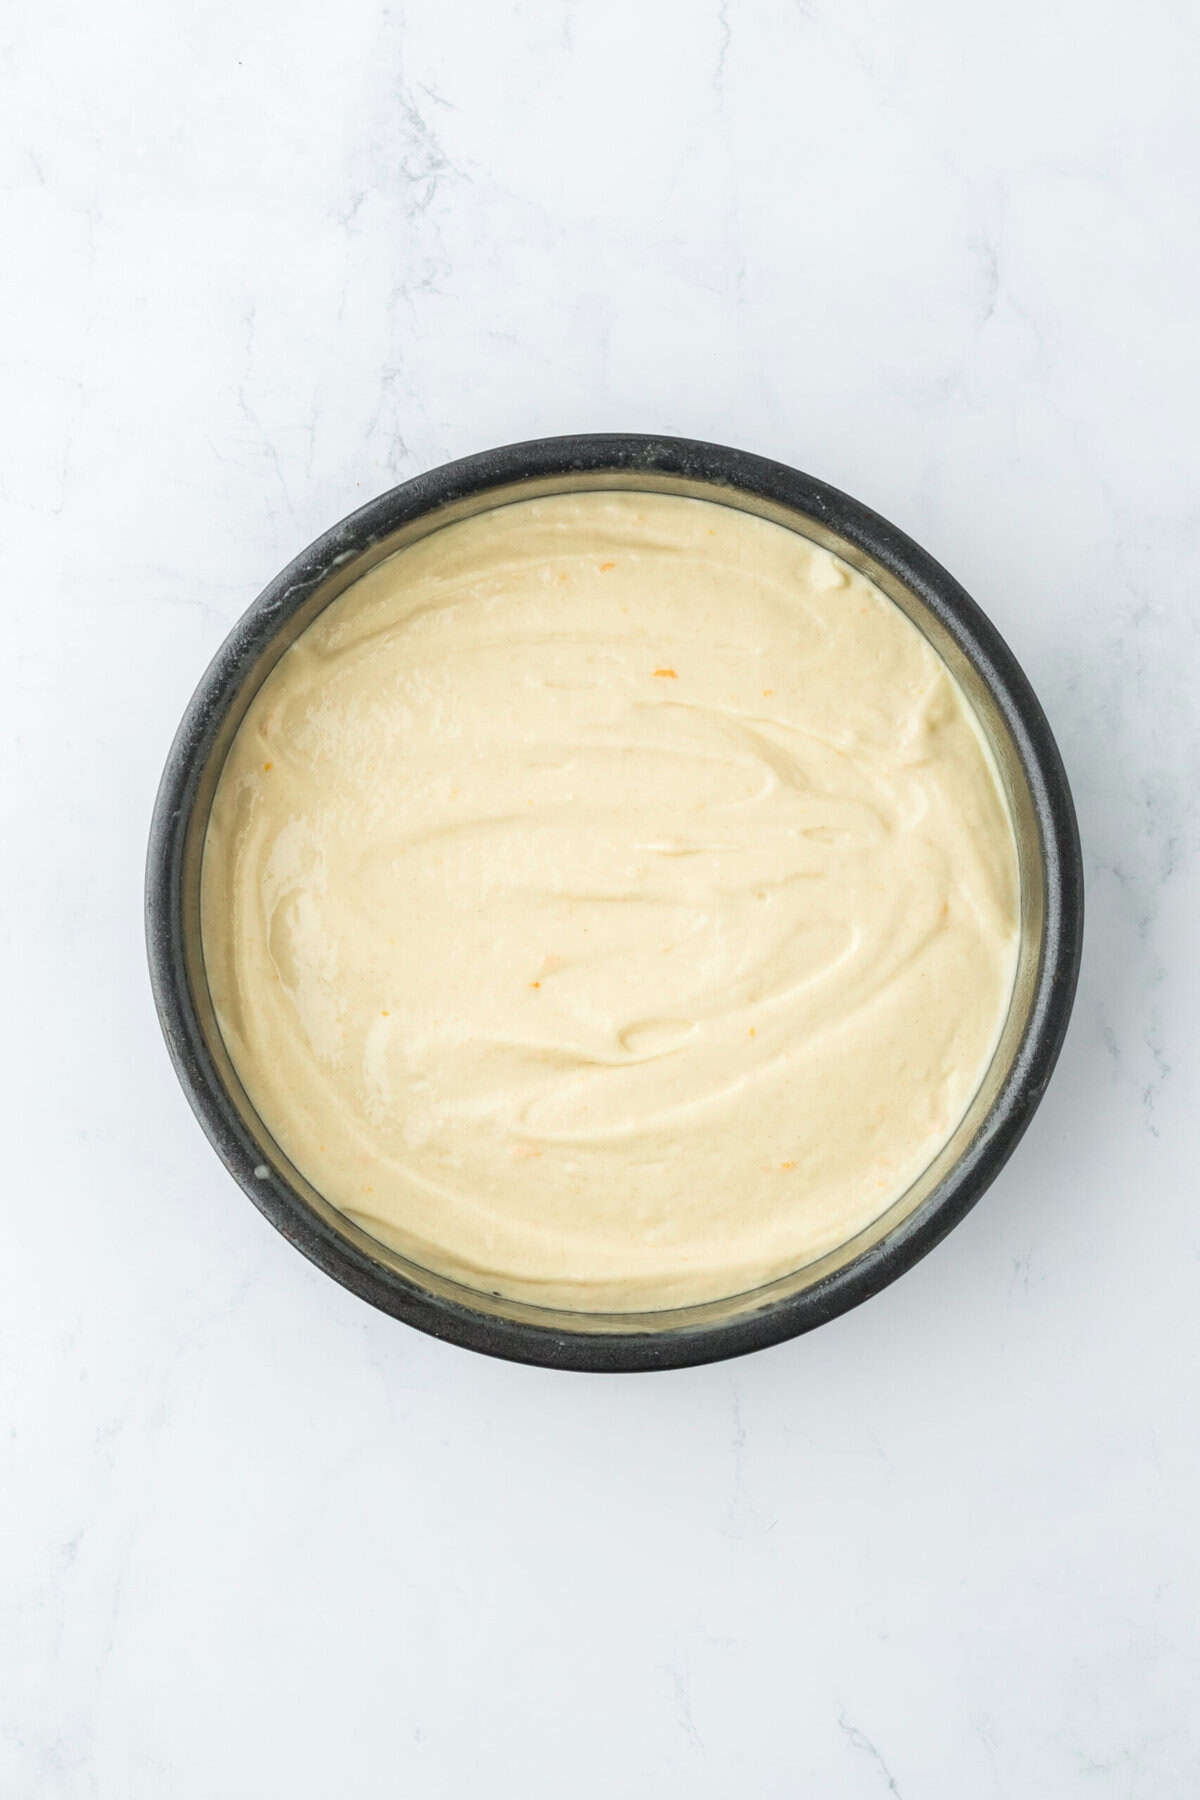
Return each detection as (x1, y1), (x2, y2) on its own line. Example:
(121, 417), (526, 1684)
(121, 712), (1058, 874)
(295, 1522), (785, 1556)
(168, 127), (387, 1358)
(529, 980), (541, 989)
(781, 1161), (794, 1170)
(762, 689), (773, 698)
(263, 761), (273, 771)
(599, 561), (616, 571)
(381, 1009), (389, 1016)
(653, 668), (677, 679)
(749, 1027), (756, 1037)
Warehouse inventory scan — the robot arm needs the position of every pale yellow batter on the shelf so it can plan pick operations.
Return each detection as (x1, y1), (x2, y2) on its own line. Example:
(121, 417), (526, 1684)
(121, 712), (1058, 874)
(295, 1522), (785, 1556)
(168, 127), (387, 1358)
(202, 492), (1019, 1311)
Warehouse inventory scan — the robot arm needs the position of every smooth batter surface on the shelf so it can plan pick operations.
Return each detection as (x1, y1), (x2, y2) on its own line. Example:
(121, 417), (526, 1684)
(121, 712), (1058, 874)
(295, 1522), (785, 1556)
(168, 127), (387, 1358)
(202, 492), (1020, 1311)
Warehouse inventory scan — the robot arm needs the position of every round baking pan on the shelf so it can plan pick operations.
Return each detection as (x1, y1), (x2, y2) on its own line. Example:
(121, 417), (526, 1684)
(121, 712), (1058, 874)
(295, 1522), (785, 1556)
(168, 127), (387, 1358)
(146, 434), (1083, 1371)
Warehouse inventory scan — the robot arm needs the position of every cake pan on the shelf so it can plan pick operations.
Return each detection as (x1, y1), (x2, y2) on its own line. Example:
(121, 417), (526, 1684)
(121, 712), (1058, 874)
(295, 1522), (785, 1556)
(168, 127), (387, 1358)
(146, 434), (1083, 1371)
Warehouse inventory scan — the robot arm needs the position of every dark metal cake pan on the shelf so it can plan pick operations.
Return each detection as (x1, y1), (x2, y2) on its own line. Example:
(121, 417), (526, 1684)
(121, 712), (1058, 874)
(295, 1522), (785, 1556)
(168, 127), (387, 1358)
(146, 434), (1083, 1371)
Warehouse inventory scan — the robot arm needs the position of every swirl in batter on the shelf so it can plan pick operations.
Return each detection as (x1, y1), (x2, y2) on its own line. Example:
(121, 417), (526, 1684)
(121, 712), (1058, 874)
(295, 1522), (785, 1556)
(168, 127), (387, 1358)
(201, 492), (1019, 1310)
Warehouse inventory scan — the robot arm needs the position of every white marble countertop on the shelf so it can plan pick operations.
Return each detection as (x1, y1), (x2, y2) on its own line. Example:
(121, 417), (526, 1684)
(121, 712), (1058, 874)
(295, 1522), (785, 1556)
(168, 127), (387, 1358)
(5, 1), (1198, 1793)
